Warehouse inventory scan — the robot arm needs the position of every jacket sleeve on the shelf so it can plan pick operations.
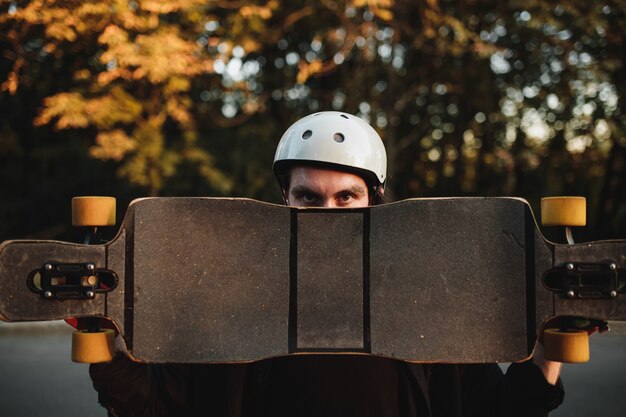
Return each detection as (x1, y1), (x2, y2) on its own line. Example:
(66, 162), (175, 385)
(89, 353), (190, 417)
(500, 360), (565, 417)
(456, 361), (564, 417)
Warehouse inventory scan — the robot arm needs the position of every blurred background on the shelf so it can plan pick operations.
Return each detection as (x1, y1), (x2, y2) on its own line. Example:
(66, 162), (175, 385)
(0, 0), (625, 415)
(0, 0), (625, 242)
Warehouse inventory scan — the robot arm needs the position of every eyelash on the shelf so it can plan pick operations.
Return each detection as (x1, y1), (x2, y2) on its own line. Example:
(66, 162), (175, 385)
(293, 191), (360, 205)
(297, 192), (318, 202)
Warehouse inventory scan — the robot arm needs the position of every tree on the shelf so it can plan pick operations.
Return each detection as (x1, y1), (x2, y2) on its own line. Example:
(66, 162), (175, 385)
(1, 0), (625, 239)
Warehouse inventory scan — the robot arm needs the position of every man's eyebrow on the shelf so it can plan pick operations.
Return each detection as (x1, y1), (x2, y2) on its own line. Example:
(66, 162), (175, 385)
(290, 185), (320, 195)
(336, 185), (366, 196)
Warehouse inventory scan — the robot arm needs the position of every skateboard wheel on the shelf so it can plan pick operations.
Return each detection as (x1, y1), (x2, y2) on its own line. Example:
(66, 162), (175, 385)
(72, 197), (116, 226)
(540, 197), (586, 227)
(71, 329), (115, 363)
(543, 329), (589, 363)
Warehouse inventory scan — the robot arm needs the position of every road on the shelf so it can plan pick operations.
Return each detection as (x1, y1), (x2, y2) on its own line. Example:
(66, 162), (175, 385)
(1, 321), (625, 416)
(0, 322), (105, 417)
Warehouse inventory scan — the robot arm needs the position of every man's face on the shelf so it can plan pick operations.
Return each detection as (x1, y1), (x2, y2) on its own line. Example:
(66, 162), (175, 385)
(285, 166), (370, 208)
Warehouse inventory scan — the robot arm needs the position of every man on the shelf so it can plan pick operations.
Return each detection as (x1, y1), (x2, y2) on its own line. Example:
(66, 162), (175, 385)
(90, 112), (564, 416)
(273, 111), (386, 208)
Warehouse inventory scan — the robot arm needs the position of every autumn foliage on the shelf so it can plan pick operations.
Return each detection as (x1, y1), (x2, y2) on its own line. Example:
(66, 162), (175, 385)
(0, 0), (625, 239)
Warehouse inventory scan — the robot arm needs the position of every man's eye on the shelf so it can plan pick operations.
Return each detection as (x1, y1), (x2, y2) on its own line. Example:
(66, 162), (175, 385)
(302, 194), (317, 203)
(339, 193), (353, 202)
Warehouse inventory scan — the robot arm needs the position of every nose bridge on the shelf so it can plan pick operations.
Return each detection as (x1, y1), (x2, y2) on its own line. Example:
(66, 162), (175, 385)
(322, 198), (337, 208)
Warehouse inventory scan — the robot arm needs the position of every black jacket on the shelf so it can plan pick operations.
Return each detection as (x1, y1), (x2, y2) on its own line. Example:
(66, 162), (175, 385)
(90, 354), (563, 417)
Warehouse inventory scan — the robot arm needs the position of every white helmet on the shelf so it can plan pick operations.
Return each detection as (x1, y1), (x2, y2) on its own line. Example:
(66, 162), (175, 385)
(273, 111), (387, 186)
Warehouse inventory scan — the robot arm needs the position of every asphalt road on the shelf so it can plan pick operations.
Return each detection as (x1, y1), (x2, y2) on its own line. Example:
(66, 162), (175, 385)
(0, 321), (625, 417)
(0, 322), (105, 417)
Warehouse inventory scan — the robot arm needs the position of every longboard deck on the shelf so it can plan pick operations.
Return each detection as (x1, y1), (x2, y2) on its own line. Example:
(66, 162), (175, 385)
(1, 197), (625, 363)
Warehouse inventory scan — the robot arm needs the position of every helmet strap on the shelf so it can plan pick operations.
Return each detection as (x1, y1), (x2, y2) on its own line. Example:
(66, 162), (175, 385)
(281, 187), (289, 206)
(369, 185), (385, 205)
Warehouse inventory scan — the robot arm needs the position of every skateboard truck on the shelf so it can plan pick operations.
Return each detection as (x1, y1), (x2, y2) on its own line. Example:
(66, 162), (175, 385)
(540, 198), (626, 299)
(543, 261), (626, 299)
(27, 262), (117, 300)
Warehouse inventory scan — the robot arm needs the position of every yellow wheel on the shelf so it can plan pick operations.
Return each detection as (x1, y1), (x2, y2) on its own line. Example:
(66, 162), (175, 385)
(541, 196), (586, 227)
(543, 328), (589, 363)
(72, 197), (116, 227)
(71, 329), (115, 363)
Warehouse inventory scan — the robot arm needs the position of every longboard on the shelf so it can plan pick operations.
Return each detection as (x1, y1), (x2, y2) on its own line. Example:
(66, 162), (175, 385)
(0, 197), (624, 363)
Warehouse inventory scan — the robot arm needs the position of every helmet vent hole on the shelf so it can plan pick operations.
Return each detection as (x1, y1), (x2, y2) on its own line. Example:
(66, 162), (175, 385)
(333, 133), (345, 143)
(340, 114), (349, 119)
(302, 130), (313, 140)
